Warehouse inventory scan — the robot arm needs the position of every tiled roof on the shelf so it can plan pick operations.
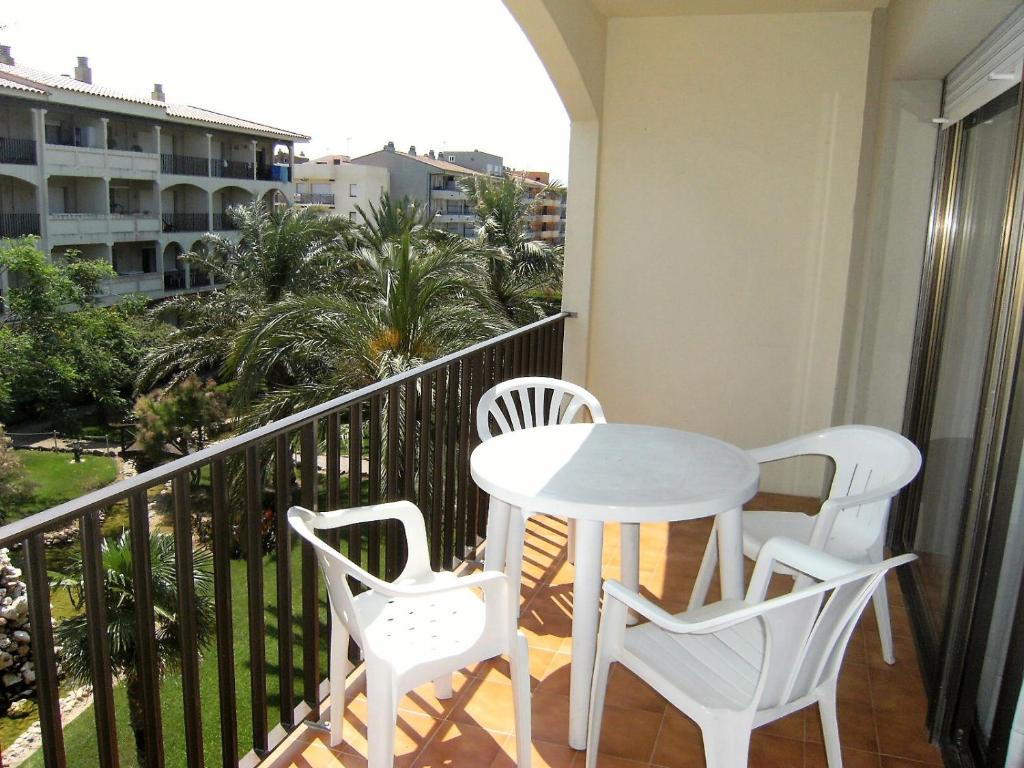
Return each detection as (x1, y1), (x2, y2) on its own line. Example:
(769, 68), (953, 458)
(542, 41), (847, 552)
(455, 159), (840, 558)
(0, 62), (308, 141)
(0, 76), (46, 94)
(402, 152), (482, 175)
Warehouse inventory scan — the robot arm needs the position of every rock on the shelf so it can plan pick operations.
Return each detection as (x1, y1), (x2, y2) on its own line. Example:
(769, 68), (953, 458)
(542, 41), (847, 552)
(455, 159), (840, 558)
(7, 698), (33, 717)
(12, 630), (29, 643)
(3, 672), (20, 687)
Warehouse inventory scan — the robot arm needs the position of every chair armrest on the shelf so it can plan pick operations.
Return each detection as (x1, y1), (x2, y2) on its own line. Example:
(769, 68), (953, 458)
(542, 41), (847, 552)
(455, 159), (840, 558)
(376, 570), (508, 599)
(301, 500), (422, 529)
(603, 580), (761, 636)
(747, 537), (860, 599)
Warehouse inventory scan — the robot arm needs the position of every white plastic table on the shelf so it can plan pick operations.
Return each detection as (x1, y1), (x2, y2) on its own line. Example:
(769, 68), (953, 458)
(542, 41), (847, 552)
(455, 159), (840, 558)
(470, 422), (759, 750)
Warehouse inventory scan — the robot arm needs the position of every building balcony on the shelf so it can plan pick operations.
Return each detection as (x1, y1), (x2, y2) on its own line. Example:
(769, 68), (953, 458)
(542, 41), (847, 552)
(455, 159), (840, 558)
(48, 212), (160, 241)
(161, 153), (210, 177)
(211, 213), (239, 231)
(431, 188), (465, 200)
(0, 212), (40, 239)
(46, 144), (159, 178)
(434, 213), (476, 224)
(163, 268), (188, 291)
(0, 137), (37, 165)
(212, 158), (254, 180)
(295, 192), (336, 206)
(162, 212), (209, 233)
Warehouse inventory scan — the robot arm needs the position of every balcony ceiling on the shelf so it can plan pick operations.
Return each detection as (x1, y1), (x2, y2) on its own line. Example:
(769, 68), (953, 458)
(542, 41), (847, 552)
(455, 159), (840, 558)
(590, 0), (887, 16)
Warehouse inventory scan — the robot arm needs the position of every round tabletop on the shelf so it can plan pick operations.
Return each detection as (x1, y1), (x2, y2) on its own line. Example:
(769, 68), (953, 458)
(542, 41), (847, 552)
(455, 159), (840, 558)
(470, 423), (759, 523)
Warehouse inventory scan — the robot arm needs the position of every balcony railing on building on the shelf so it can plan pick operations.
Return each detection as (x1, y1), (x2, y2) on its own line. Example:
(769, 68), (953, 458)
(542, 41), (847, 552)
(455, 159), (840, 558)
(211, 213), (238, 231)
(163, 268), (188, 291)
(0, 213), (41, 239)
(257, 164), (291, 182)
(0, 137), (37, 165)
(162, 213), (209, 233)
(295, 192), (336, 206)
(213, 159), (254, 180)
(160, 153), (210, 177)
(0, 314), (565, 768)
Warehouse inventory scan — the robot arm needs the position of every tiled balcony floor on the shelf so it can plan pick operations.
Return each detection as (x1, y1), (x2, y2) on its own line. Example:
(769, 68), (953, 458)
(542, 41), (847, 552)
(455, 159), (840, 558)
(270, 495), (942, 768)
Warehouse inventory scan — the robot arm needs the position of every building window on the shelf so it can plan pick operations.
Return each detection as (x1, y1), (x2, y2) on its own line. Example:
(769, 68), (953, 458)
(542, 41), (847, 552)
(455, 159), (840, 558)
(349, 184), (358, 197)
(349, 211), (357, 221)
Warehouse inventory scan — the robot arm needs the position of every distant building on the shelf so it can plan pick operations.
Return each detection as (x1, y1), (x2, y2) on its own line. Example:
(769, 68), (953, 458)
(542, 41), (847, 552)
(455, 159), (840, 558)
(510, 169), (567, 246)
(0, 47), (307, 305)
(293, 154), (389, 221)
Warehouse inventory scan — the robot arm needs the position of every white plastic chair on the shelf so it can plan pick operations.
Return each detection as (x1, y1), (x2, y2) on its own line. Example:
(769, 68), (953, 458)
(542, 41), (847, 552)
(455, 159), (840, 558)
(476, 377), (641, 609)
(689, 425), (921, 664)
(288, 501), (532, 768)
(588, 537), (916, 768)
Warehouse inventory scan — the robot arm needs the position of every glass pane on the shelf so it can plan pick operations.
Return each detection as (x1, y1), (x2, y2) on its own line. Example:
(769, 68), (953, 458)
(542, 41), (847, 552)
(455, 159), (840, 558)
(913, 85), (1020, 640)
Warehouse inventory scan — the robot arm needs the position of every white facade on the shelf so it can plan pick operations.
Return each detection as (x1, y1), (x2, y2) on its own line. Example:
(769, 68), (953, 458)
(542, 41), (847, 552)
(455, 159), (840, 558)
(0, 52), (308, 306)
(293, 155), (389, 221)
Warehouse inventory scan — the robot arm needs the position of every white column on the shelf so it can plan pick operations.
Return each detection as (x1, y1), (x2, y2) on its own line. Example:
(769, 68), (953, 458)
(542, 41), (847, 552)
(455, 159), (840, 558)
(250, 140), (257, 180)
(153, 124), (162, 156)
(32, 108), (49, 251)
(206, 133), (213, 177)
(99, 117), (109, 151)
(206, 189), (213, 232)
(288, 142), (295, 184)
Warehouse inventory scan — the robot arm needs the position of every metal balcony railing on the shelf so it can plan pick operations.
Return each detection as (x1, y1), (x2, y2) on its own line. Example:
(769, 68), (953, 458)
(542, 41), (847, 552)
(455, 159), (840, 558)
(163, 269), (188, 291)
(212, 159), (254, 180)
(162, 213), (209, 233)
(294, 192), (336, 206)
(161, 153), (209, 176)
(0, 313), (565, 768)
(189, 269), (211, 288)
(211, 213), (238, 231)
(0, 212), (41, 238)
(0, 136), (37, 165)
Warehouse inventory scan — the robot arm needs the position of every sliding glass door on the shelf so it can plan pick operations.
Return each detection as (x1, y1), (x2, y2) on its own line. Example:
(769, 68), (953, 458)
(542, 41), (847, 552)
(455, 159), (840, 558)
(897, 83), (1024, 765)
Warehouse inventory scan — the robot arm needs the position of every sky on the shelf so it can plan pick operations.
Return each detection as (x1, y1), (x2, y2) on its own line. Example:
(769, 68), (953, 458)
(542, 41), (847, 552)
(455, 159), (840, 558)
(1, 0), (572, 180)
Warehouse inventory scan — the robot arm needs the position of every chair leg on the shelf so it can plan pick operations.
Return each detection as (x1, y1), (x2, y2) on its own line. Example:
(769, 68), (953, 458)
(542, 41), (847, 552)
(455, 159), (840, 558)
(818, 683), (843, 768)
(689, 523), (718, 610)
(433, 674), (453, 700)
(701, 716), (752, 768)
(505, 510), (528, 619)
(567, 518), (576, 564)
(510, 632), (533, 768)
(366, 669), (398, 768)
(328, 620), (350, 747)
(872, 580), (896, 665)
(620, 523), (641, 626)
(585, 598), (626, 768)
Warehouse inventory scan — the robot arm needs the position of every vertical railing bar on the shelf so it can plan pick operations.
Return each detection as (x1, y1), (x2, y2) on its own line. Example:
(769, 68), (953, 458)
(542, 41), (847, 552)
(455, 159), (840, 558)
(512, 333), (522, 377)
(402, 378), (416, 568)
(556, 316), (566, 375)
(470, 349), (487, 545)
(443, 362), (459, 568)
(368, 395), (382, 577)
(431, 371), (446, 571)
(245, 446), (269, 755)
(80, 509), (119, 768)
(300, 421), (321, 711)
(505, 338), (515, 378)
(324, 413), (340, 657)
(418, 374), (431, 528)
(274, 434), (295, 728)
(348, 403), (363, 570)
(211, 459), (239, 768)
(385, 387), (401, 579)
(25, 532), (66, 768)
(456, 355), (471, 560)
(129, 491), (164, 768)
(172, 474), (204, 768)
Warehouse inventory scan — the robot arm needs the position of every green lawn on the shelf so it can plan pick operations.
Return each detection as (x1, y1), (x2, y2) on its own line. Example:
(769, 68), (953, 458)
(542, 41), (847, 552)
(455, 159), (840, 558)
(8, 451), (119, 522)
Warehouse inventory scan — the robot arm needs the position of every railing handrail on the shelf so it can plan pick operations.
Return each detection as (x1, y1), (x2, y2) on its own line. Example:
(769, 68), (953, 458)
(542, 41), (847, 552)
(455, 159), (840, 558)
(0, 311), (570, 545)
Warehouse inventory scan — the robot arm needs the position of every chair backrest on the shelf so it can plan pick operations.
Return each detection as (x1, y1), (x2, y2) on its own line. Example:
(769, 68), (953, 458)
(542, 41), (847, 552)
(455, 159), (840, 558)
(742, 543), (916, 711)
(476, 376), (606, 442)
(763, 425), (921, 554)
(287, 503), (432, 647)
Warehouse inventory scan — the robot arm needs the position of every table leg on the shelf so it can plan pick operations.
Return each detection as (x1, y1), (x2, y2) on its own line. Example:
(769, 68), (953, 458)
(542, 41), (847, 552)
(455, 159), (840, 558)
(484, 497), (511, 572)
(716, 506), (745, 600)
(620, 522), (641, 626)
(568, 518), (604, 750)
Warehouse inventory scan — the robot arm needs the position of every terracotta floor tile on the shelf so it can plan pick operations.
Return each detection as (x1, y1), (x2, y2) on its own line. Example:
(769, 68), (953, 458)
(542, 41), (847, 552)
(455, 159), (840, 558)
(593, 701), (663, 762)
(531, 692), (572, 745)
(577, 754), (652, 768)
(875, 719), (943, 765)
(278, 736), (367, 767)
(837, 663), (873, 705)
(806, 702), (878, 753)
(865, 633), (920, 670)
(803, 741), (880, 768)
(332, 695), (437, 766)
(650, 707), (706, 768)
(748, 732), (804, 768)
(760, 711), (805, 742)
(449, 679), (521, 734)
(491, 735), (579, 768)
(879, 756), (945, 768)
(397, 671), (473, 718)
(411, 720), (505, 767)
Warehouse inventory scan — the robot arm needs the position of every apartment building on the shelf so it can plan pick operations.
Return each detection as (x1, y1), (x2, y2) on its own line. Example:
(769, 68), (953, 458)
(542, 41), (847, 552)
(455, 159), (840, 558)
(0, 48), (307, 304)
(292, 154), (389, 221)
(511, 168), (567, 246)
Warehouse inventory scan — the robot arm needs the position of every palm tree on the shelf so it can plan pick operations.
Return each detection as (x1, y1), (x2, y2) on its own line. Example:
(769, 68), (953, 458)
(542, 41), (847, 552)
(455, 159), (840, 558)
(135, 201), (355, 392)
(353, 192), (436, 252)
(52, 531), (215, 767)
(227, 231), (506, 426)
(459, 174), (564, 325)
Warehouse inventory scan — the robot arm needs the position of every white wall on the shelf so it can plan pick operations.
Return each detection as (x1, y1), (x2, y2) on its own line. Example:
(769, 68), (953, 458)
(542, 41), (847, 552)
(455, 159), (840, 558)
(584, 12), (872, 492)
